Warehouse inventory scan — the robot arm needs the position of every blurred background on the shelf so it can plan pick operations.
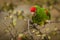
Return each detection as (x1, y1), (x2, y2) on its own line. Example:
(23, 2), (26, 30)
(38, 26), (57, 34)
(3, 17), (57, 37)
(0, 0), (60, 40)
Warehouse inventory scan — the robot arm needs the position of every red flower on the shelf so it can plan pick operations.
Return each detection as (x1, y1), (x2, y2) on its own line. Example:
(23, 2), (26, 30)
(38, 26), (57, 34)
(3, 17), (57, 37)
(30, 6), (36, 12)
